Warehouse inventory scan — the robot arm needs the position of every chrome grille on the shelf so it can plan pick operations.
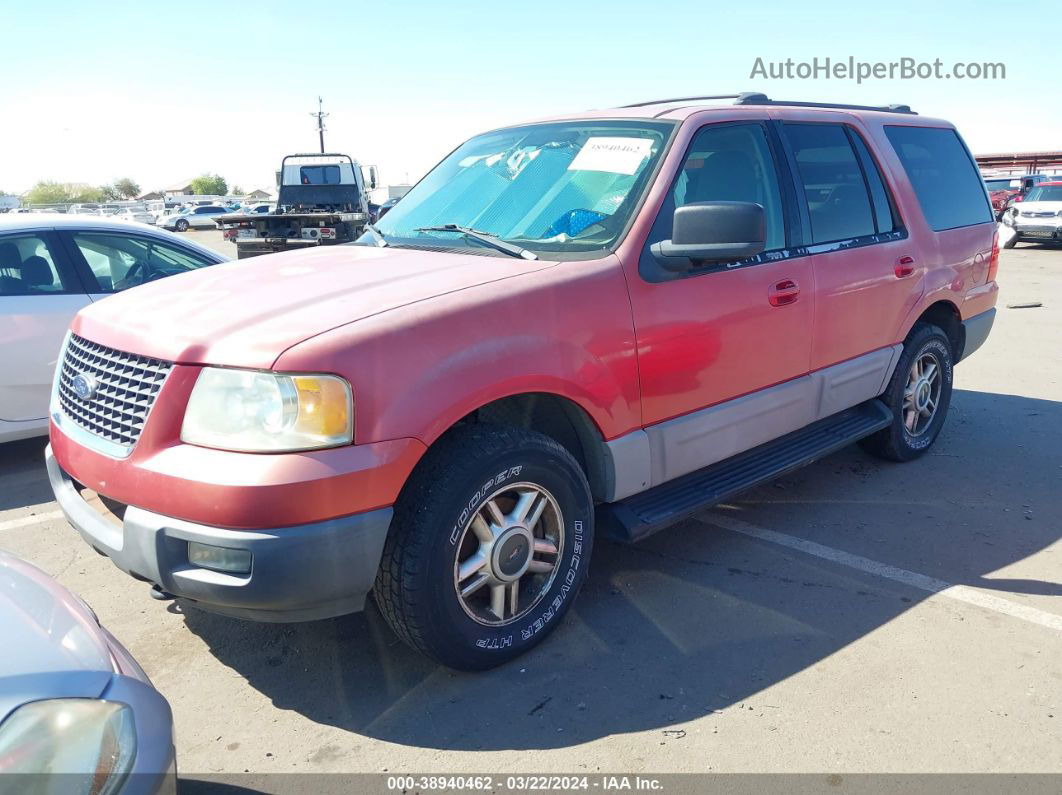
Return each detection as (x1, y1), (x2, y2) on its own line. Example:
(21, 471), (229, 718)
(57, 334), (173, 450)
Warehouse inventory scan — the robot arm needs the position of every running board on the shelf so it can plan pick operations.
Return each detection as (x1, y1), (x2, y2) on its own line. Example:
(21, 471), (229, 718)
(597, 400), (892, 543)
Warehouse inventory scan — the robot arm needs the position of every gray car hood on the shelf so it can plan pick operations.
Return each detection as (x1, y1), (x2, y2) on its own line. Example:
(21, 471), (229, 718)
(0, 551), (115, 722)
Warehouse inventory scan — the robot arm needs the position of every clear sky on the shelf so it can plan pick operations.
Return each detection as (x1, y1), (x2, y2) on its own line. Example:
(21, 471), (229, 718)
(2, 0), (1058, 195)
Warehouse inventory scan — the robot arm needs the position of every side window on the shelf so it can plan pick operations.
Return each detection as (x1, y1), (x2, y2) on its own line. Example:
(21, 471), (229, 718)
(784, 123), (876, 244)
(669, 123), (786, 251)
(883, 126), (994, 231)
(69, 233), (217, 293)
(0, 234), (70, 296)
(848, 130), (897, 234)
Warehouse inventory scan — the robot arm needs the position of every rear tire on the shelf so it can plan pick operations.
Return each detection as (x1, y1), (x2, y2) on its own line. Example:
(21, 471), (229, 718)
(374, 425), (593, 670)
(860, 323), (954, 462)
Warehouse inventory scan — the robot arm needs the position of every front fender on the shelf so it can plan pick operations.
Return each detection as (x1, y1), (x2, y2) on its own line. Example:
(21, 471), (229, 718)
(273, 257), (641, 447)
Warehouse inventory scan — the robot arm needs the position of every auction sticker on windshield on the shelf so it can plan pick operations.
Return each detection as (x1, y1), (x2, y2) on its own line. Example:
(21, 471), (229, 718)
(567, 137), (654, 175)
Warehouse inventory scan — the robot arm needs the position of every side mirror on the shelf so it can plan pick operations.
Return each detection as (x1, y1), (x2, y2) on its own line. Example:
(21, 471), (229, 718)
(367, 166), (379, 190)
(651, 201), (766, 272)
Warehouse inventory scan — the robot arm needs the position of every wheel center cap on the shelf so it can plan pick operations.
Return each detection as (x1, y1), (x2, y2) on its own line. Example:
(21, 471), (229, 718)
(493, 527), (532, 581)
(916, 380), (931, 410)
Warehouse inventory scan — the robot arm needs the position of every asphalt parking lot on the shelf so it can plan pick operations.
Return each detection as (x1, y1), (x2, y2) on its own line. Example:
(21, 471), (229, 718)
(1, 240), (1060, 781)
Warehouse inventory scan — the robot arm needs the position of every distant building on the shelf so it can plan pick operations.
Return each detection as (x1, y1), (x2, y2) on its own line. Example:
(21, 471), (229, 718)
(244, 188), (274, 200)
(162, 178), (198, 199)
(137, 190), (164, 201)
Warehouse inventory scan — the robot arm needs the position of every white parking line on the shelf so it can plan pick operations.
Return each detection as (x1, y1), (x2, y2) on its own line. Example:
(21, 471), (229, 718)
(0, 510), (64, 532)
(708, 512), (1062, 633)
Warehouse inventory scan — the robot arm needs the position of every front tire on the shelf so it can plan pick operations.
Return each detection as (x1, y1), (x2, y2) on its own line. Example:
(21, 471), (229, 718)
(175, 219), (189, 232)
(375, 425), (594, 670)
(1002, 234), (1018, 249)
(860, 323), (954, 462)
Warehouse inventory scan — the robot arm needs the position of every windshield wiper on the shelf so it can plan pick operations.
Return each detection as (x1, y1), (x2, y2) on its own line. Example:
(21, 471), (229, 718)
(414, 225), (538, 260)
(364, 223), (388, 247)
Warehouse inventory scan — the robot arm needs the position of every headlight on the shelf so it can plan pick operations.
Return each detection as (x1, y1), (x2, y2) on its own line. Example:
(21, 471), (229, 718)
(181, 367), (353, 452)
(0, 699), (136, 793)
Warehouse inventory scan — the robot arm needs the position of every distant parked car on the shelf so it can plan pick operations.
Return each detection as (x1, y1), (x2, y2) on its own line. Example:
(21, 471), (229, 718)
(68, 203), (102, 215)
(115, 207), (157, 225)
(0, 550), (176, 793)
(0, 214), (227, 443)
(375, 196), (401, 221)
(157, 205), (230, 231)
(1003, 181), (1062, 248)
(985, 174), (1057, 220)
(242, 203), (275, 214)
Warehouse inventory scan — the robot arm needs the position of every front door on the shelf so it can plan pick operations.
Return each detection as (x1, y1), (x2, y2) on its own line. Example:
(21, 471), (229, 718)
(623, 120), (814, 484)
(0, 230), (89, 422)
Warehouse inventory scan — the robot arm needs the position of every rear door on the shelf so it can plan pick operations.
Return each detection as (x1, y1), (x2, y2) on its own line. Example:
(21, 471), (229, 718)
(779, 121), (919, 371)
(0, 230), (90, 421)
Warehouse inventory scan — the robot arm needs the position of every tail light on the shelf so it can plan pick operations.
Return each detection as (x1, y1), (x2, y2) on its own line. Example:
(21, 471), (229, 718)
(319, 227), (336, 239)
(987, 229), (999, 283)
(222, 228), (237, 240)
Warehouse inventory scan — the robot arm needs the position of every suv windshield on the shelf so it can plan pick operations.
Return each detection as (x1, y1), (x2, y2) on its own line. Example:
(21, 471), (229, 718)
(1023, 185), (1062, 202)
(361, 120), (674, 257)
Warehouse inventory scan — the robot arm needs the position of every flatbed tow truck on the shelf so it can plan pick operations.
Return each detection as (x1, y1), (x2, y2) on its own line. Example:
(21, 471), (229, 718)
(216, 153), (375, 259)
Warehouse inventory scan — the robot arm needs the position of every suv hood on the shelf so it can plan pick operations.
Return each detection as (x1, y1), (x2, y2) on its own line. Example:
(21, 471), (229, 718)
(73, 243), (554, 368)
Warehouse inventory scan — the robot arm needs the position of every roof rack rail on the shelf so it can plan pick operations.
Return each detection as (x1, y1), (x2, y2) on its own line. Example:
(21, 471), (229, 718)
(618, 92), (915, 115)
(734, 92), (916, 115)
(619, 94), (743, 109)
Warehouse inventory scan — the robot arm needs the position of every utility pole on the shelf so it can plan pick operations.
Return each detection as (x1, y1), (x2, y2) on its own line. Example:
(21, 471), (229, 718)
(310, 97), (328, 153)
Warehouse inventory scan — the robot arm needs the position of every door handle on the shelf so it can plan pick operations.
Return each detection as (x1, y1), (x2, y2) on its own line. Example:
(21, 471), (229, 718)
(768, 279), (800, 307)
(895, 255), (915, 278)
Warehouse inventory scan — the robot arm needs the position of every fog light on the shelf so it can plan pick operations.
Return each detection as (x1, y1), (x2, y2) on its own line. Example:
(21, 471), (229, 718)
(187, 542), (252, 574)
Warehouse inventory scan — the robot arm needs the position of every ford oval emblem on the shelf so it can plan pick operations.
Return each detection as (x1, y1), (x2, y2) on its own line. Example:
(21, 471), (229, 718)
(71, 373), (99, 401)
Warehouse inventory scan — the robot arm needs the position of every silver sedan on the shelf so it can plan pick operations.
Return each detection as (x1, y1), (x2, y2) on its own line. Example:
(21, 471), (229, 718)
(0, 550), (176, 793)
(156, 205), (231, 231)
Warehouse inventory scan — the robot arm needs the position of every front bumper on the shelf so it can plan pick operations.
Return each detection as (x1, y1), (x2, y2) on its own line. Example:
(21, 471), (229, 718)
(1011, 221), (1062, 240)
(47, 445), (393, 622)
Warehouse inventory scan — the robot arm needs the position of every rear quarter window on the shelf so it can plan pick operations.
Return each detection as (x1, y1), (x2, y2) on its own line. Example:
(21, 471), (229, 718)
(884, 126), (993, 231)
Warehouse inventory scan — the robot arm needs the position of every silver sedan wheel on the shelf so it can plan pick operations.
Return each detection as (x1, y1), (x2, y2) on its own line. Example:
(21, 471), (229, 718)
(903, 351), (942, 436)
(453, 482), (564, 626)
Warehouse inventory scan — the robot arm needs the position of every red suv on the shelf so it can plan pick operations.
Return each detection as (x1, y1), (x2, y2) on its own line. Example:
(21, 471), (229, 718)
(47, 93), (999, 670)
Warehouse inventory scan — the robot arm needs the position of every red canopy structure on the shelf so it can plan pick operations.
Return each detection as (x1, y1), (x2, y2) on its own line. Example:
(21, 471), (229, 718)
(975, 151), (1062, 174)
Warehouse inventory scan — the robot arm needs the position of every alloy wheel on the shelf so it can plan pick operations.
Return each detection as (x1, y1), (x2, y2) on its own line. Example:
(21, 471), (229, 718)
(453, 482), (564, 626)
(902, 351), (942, 436)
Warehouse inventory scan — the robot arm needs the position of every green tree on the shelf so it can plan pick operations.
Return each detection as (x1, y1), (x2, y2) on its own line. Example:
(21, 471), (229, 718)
(99, 184), (121, 201)
(231, 185), (244, 196)
(190, 174), (228, 196)
(72, 186), (105, 203)
(114, 177), (140, 199)
(25, 181), (72, 204)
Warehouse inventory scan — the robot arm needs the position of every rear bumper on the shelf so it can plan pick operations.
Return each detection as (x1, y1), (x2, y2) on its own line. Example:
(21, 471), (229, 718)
(959, 308), (995, 362)
(47, 445), (393, 622)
